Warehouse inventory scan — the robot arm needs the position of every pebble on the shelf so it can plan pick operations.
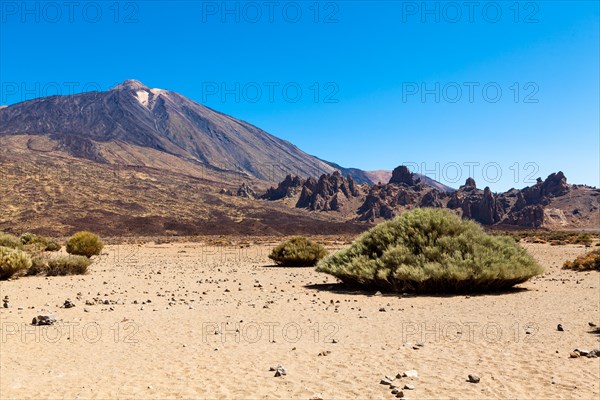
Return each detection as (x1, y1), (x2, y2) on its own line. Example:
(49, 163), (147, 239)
(380, 378), (393, 385)
(589, 322), (597, 327)
(557, 324), (564, 332)
(64, 299), (75, 308)
(574, 348), (590, 356)
(402, 370), (418, 378)
(468, 374), (480, 383)
(32, 314), (57, 326)
(274, 365), (287, 377)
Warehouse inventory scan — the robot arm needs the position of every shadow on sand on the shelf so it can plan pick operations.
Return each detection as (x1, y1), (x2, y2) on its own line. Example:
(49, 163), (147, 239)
(304, 282), (530, 298)
(261, 264), (314, 269)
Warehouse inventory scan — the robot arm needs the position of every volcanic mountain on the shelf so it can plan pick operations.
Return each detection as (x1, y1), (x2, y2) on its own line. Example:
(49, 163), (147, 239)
(0, 80), (338, 182)
(0, 80), (373, 236)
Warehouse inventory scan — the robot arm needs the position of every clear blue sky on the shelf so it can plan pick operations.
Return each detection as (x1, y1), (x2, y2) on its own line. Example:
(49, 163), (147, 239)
(1, 1), (598, 191)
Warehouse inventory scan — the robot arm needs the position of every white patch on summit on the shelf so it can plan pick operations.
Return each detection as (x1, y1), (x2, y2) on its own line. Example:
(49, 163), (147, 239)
(135, 90), (150, 108)
(150, 88), (165, 96)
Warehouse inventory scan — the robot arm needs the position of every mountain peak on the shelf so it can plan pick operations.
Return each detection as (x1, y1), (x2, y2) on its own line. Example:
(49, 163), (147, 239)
(112, 79), (150, 91)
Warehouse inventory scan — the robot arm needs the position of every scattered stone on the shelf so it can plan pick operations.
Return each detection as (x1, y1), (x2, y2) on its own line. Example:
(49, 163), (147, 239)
(557, 324), (564, 332)
(379, 307), (386, 312)
(574, 348), (590, 356)
(374, 291), (382, 296)
(468, 374), (480, 383)
(274, 365), (287, 377)
(570, 352), (580, 358)
(395, 392), (405, 398)
(63, 299), (75, 308)
(403, 383), (415, 390)
(380, 377), (393, 385)
(402, 370), (418, 378)
(32, 314), (56, 326)
(332, 338), (338, 344)
(589, 322), (597, 327)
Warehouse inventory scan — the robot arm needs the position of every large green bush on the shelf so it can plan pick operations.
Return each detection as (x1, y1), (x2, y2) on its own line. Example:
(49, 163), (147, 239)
(46, 255), (92, 276)
(316, 208), (543, 293)
(0, 233), (22, 249)
(269, 236), (328, 267)
(0, 246), (32, 280)
(66, 231), (104, 257)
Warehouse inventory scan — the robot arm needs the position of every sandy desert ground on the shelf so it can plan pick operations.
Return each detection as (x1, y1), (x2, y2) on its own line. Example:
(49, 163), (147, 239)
(1, 241), (599, 399)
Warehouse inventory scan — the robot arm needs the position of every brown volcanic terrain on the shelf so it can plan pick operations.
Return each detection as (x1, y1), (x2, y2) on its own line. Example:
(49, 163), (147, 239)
(0, 135), (369, 236)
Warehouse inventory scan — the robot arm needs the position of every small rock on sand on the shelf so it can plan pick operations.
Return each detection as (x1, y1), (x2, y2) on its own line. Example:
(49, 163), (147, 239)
(402, 370), (418, 378)
(468, 374), (480, 383)
(32, 314), (57, 326)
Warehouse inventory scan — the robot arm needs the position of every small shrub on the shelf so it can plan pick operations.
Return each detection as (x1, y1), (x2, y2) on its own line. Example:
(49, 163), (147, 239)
(46, 256), (92, 276)
(269, 237), (328, 267)
(563, 250), (600, 271)
(0, 233), (22, 249)
(20, 233), (61, 252)
(66, 231), (104, 257)
(570, 234), (592, 246)
(27, 253), (49, 276)
(316, 208), (543, 293)
(0, 246), (32, 280)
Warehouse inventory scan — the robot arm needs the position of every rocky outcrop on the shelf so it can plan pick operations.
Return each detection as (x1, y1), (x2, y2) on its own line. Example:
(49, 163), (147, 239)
(296, 171), (361, 211)
(262, 175), (304, 200)
(236, 183), (257, 199)
(265, 166), (592, 229)
(503, 204), (545, 228)
(389, 165), (417, 186)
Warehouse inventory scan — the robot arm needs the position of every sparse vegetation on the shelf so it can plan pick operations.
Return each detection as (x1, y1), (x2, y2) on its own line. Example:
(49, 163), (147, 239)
(0, 233), (22, 249)
(66, 231), (104, 257)
(269, 236), (328, 267)
(46, 255), (92, 276)
(0, 246), (32, 280)
(27, 253), (50, 276)
(317, 208), (543, 293)
(20, 233), (61, 251)
(499, 230), (599, 246)
(563, 249), (600, 271)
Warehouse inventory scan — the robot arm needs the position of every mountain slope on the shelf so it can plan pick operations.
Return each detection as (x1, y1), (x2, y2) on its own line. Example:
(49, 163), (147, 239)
(0, 80), (335, 181)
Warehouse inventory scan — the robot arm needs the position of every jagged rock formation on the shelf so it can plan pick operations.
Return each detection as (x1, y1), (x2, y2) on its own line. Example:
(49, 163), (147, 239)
(262, 175), (305, 200)
(265, 165), (599, 229)
(295, 171), (361, 211)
